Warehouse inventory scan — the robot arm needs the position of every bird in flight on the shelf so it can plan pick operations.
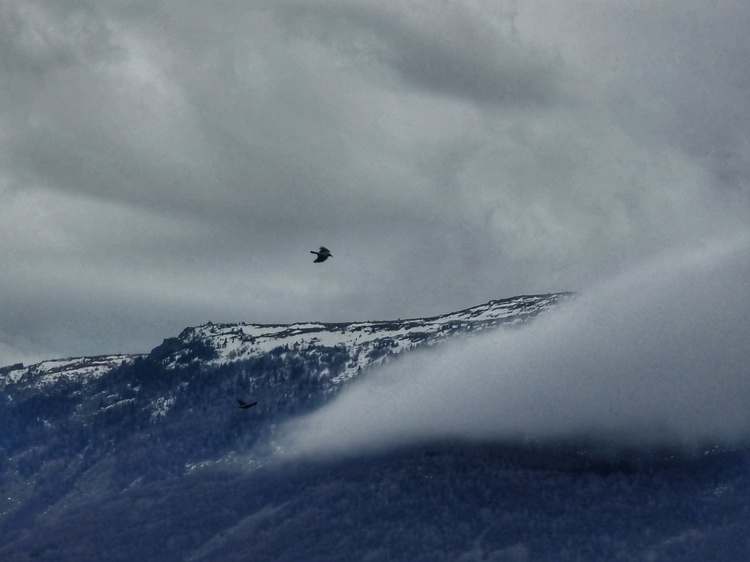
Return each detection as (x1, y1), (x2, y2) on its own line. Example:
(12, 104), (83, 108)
(237, 399), (258, 410)
(311, 246), (332, 263)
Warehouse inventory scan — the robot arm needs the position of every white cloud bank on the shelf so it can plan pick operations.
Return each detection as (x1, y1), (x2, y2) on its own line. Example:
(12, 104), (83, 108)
(281, 233), (750, 456)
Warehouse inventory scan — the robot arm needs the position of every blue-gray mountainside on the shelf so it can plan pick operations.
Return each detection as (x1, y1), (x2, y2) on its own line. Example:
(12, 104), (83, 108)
(1, 293), (748, 561)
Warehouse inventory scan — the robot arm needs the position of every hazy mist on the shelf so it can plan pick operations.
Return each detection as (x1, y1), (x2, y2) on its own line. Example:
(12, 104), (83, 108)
(281, 233), (750, 456)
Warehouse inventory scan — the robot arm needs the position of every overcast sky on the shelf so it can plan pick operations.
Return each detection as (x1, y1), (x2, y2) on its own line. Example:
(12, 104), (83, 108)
(1, 0), (749, 366)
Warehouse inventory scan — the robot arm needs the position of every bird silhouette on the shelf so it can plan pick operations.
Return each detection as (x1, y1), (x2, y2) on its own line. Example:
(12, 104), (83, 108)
(237, 399), (257, 410)
(311, 246), (332, 263)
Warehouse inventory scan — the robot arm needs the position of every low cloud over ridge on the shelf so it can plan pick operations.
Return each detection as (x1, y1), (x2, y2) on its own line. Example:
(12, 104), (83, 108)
(281, 234), (750, 456)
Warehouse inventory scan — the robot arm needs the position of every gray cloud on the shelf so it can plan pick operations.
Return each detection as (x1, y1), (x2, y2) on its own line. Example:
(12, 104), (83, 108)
(1, 0), (749, 366)
(281, 233), (750, 456)
(276, 0), (563, 106)
(519, 0), (750, 194)
(0, 1), (119, 74)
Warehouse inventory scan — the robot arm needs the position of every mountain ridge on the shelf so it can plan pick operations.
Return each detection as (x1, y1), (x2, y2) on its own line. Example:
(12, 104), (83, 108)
(2, 290), (750, 561)
(1, 293), (572, 392)
(0, 292), (571, 535)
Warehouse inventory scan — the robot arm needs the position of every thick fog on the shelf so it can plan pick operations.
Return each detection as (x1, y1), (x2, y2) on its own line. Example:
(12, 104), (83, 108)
(281, 233), (750, 456)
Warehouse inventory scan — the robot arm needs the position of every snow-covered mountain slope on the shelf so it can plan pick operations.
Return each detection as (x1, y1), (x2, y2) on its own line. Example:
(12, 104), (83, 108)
(0, 354), (141, 390)
(148, 293), (570, 384)
(2, 291), (749, 562)
(0, 293), (569, 394)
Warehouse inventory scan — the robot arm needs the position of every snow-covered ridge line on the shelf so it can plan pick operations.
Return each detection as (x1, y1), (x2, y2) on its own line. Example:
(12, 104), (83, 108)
(171, 293), (571, 381)
(0, 293), (571, 390)
(0, 354), (143, 389)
